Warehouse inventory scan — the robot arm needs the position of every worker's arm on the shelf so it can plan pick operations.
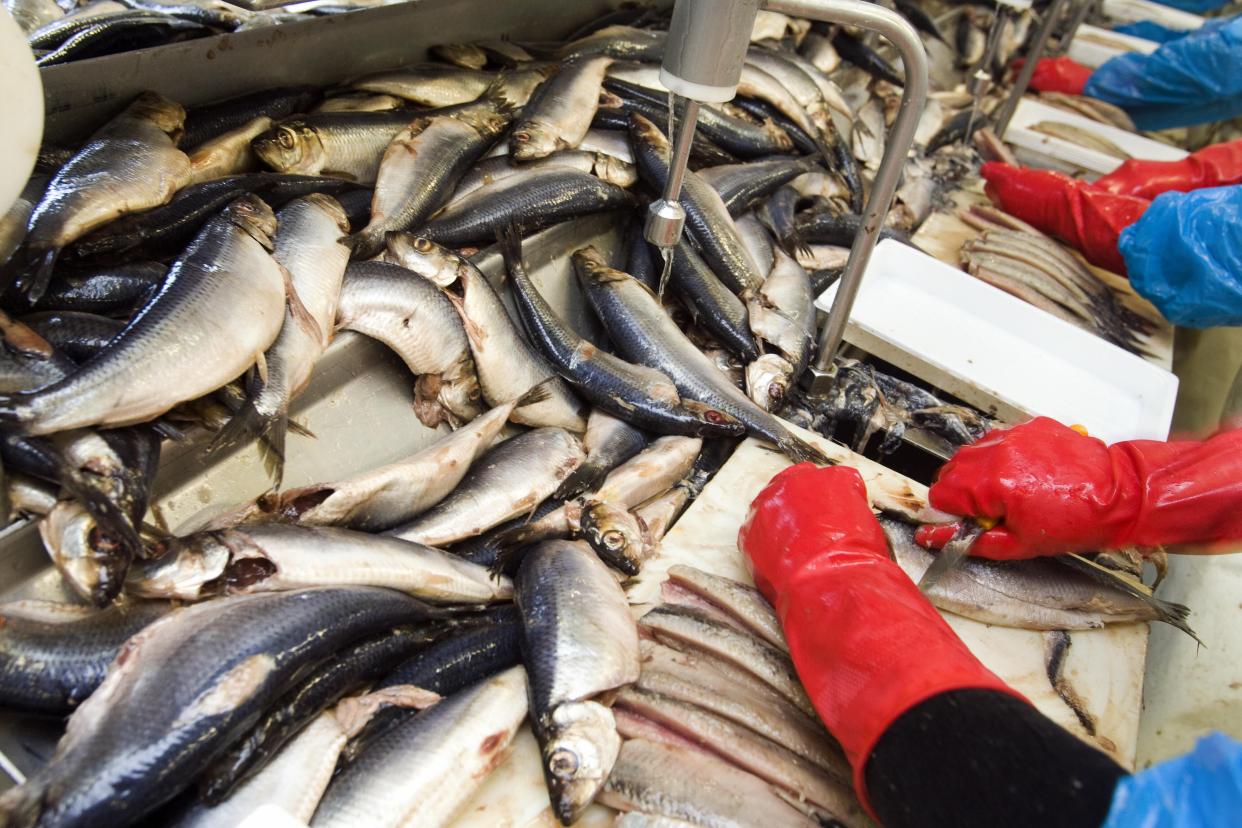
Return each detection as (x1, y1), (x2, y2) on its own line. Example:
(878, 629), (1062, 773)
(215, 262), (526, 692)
(737, 464), (1126, 828)
(915, 417), (1242, 559)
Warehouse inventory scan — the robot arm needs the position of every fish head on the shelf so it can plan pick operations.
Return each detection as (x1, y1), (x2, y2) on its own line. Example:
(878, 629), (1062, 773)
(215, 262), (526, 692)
(542, 701), (622, 825)
(253, 122), (326, 175)
(126, 91), (187, 141)
(745, 354), (794, 412)
(224, 195), (279, 248)
(384, 234), (463, 287)
(579, 500), (651, 576)
(509, 121), (564, 161)
(38, 501), (129, 607)
(625, 111), (669, 153)
(124, 530), (257, 600)
(680, 399), (746, 436)
(591, 153), (637, 188)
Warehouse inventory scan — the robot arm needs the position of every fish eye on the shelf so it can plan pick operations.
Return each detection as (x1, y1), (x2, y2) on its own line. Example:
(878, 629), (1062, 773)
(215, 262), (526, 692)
(601, 529), (626, 551)
(769, 384), (785, 400)
(414, 238), (433, 252)
(514, 131), (531, 143)
(278, 130), (295, 149)
(704, 410), (726, 424)
(548, 747), (579, 780)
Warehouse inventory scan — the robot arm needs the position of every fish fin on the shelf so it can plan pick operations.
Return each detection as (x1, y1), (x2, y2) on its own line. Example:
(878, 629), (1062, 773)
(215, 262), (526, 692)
(205, 396), (285, 486)
(443, 289), (488, 350)
(287, 418), (315, 439)
(514, 378), (554, 409)
(346, 228), (383, 260)
(20, 248), (59, 305)
(280, 263), (323, 344)
(496, 222), (524, 278)
(774, 428), (832, 465)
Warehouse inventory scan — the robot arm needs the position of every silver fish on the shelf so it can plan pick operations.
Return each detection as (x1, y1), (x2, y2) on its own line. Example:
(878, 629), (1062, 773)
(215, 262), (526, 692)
(747, 246), (816, 373)
(351, 64), (495, 107)
(311, 666), (528, 828)
(389, 427), (584, 546)
(252, 110), (414, 184)
(185, 115), (272, 185)
(211, 193), (351, 483)
(127, 522), (512, 603)
(0, 195), (286, 434)
(517, 540), (639, 824)
(335, 260), (483, 428)
(511, 55), (613, 160)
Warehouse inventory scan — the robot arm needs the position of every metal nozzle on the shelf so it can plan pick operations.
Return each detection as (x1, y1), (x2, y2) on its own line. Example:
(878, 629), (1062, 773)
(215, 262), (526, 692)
(645, 199), (686, 249)
(643, 97), (700, 253)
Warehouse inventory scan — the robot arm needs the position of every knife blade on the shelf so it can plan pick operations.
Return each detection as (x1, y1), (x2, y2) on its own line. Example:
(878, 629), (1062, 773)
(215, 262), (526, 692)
(917, 519), (986, 593)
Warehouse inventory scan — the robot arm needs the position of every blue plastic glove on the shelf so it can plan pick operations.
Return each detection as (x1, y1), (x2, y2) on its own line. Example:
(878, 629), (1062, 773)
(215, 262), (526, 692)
(1120, 185), (1242, 328)
(1085, 17), (1242, 130)
(1102, 733), (1242, 828)
(1113, 21), (1192, 42)
(1148, 0), (1231, 13)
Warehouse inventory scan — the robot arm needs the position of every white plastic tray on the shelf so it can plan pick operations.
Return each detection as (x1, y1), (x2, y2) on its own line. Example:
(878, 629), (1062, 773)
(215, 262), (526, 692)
(1101, 0), (1203, 30)
(1006, 97), (1188, 175)
(815, 240), (1178, 444)
(1067, 23), (1158, 68)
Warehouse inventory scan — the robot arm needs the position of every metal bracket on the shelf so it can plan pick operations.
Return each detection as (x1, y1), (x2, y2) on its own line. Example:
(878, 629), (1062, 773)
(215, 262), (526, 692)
(764, 0), (929, 399)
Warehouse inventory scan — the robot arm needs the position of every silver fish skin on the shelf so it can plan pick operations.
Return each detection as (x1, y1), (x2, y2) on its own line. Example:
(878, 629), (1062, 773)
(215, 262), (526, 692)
(664, 565), (785, 652)
(350, 63), (494, 107)
(575, 249), (828, 465)
(0, 598), (170, 716)
(0, 195), (286, 435)
(129, 522), (512, 603)
(697, 156), (815, 217)
(633, 486), (689, 542)
(746, 353), (795, 411)
(735, 213), (775, 276)
(669, 239), (759, 362)
(748, 246), (816, 374)
(600, 739), (820, 827)
(311, 666), (528, 828)
(212, 193), (351, 483)
(389, 236), (586, 431)
(264, 395), (523, 531)
(594, 435), (701, 508)
(419, 167), (634, 248)
(879, 516), (1190, 632)
(628, 114), (764, 296)
(554, 408), (649, 499)
(0, 588), (437, 828)
(170, 710), (345, 828)
(556, 24), (667, 61)
(639, 603), (815, 716)
(449, 151), (636, 204)
(252, 110), (415, 184)
(313, 92), (404, 113)
(511, 55), (613, 160)
(389, 427), (584, 546)
(185, 115), (272, 185)
(335, 260), (483, 428)
(25, 92), (192, 289)
(517, 540), (639, 824)
(352, 107), (510, 258)
(615, 687), (863, 824)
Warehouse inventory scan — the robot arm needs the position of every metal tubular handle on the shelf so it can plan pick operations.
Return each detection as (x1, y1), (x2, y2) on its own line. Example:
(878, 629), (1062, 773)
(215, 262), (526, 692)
(993, 0), (1072, 136)
(763, 0), (930, 373)
(1050, 0), (1095, 57)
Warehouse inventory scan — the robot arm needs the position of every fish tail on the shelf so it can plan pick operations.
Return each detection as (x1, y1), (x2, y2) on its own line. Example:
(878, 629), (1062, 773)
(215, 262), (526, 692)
(514, 378), (554, 409)
(206, 400), (287, 488)
(552, 463), (606, 501)
(19, 248), (59, 305)
(1153, 596), (1201, 644)
(346, 228), (383, 260)
(775, 428), (832, 465)
(496, 223), (524, 278)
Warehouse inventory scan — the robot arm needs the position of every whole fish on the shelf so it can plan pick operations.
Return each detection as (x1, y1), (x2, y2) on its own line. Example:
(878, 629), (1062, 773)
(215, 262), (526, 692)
(310, 666), (528, 828)
(628, 113), (764, 295)
(698, 157), (816, 216)
(0, 588), (436, 828)
(34, 14), (208, 67)
(24, 92), (192, 300)
(388, 427), (584, 546)
(517, 540), (640, 824)
(554, 408), (649, 499)
(575, 248), (828, 464)
(351, 63), (494, 107)
(127, 522), (513, 603)
(251, 110), (414, 183)
(833, 28), (903, 85)
(181, 85), (321, 151)
(184, 115), (272, 184)
(599, 739), (820, 827)
(419, 167), (633, 248)
(210, 194), (351, 482)
(254, 392), (536, 531)
(0, 195), (286, 435)
(387, 235), (587, 431)
(511, 55), (612, 160)
(335, 260), (482, 428)
(879, 516), (1194, 634)
(351, 106), (510, 258)
(0, 599), (171, 715)
(198, 624), (444, 804)
(501, 237), (744, 439)
(669, 240), (758, 362)
(448, 151), (636, 204)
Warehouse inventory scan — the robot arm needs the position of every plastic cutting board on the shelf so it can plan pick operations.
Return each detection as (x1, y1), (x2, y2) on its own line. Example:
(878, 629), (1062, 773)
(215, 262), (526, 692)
(1007, 97), (1188, 175)
(814, 240), (1178, 443)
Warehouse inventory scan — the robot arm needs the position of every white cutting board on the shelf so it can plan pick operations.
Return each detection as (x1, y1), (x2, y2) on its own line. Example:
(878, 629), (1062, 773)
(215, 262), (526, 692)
(814, 240), (1177, 444)
(1068, 23), (1159, 68)
(1102, 0), (1204, 30)
(1007, 97), (1188, 174)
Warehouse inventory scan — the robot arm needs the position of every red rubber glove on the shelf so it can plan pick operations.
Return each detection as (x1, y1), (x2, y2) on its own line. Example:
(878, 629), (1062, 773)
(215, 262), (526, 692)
(915, 417), (1242, 559)
(1025, 56), (1093, 96)
(1093, 139), (1242, 199)
(981, 162), (1150, 274)
(737, 464), (1021, 814)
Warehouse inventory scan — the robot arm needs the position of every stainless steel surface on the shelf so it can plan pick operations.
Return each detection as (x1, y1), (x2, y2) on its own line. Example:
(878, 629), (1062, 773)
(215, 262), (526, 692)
(964, 4), (1011, 139)
(1050, 0), (1096, 56)
(765, 0), (929, 389)
(994, 0), (1073, 137)
(661, 0), (761, 102)
(38, 0), (629, 143)
(644, 199), (687, 249)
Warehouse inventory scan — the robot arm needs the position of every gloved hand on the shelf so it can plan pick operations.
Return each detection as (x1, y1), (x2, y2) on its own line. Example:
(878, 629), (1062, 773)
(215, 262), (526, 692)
(1025, 55), (1092, 96)
(1094, 139), (1242, 200)
(737, 463), (1020, 813)
(915, 417), (1242, 559)
(980, 163), (1149, 274)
